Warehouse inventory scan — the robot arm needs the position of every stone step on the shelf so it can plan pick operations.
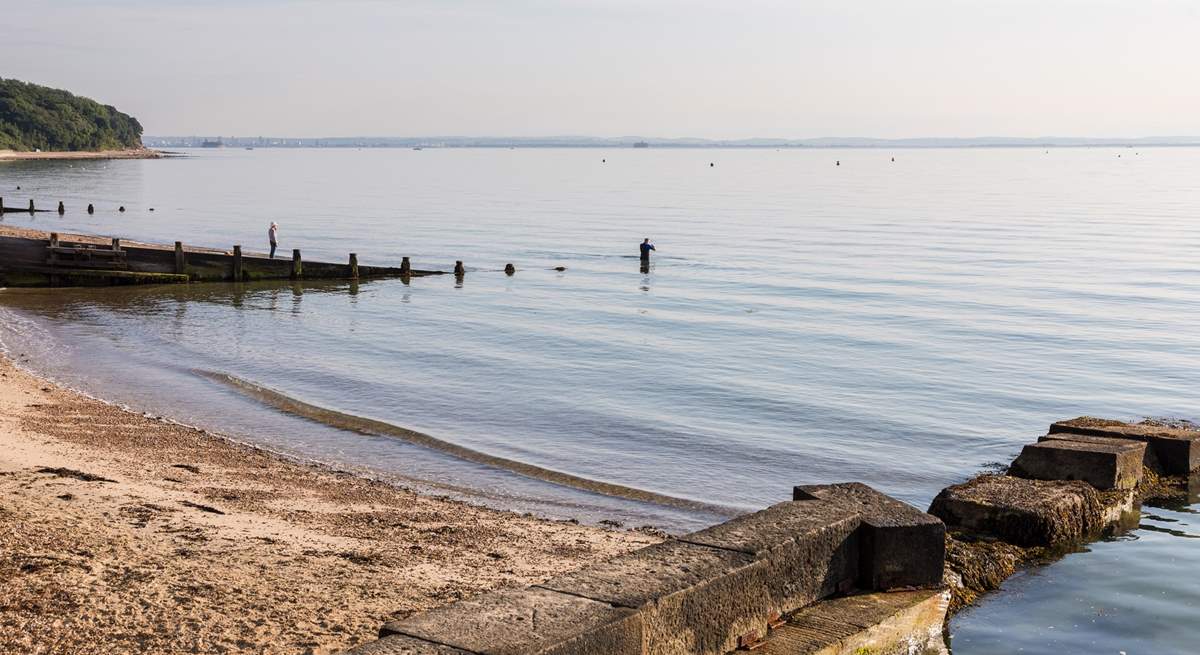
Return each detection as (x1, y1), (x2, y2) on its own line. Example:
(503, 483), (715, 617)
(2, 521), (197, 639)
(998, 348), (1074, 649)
(928, 474), (1132, 547)
(1010, 439), (1145, 490)
(1050, 418), (1200, 475)
(1038, 433), (1164, 473)
(758, 589), (949, 655)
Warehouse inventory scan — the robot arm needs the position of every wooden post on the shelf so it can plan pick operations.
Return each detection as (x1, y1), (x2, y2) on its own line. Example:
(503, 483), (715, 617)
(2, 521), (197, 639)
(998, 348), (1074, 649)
(58, 201), (65, 215)
(349, 253), (359, 279)
(50, 232), (59, 247)
(174, 242), (185, 274)
(233, 245), (243, 281)
(111, 238), (121, 251)
(400, 256), (411, 276)
(454, 260), (465, 276)
(28, 199), (35, 212)
(0, 197), (4, 212)
(292, 249), (303, 279)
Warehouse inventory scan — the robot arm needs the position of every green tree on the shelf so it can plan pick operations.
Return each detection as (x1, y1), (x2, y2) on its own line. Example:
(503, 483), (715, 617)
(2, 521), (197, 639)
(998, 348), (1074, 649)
(0, 78), (143, 152)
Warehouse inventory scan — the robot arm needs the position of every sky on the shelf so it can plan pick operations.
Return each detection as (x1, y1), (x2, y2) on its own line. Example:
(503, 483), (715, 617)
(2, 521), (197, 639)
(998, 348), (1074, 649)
(4, 0), (1199, 139)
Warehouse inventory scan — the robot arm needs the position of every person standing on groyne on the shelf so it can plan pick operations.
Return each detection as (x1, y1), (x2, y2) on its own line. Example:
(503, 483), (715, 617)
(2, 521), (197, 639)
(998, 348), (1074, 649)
(268, 222), (279, 259)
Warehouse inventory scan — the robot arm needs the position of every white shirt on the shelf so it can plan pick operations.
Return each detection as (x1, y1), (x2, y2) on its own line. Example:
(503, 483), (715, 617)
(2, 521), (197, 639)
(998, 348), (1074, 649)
(268, 225), (278, 244)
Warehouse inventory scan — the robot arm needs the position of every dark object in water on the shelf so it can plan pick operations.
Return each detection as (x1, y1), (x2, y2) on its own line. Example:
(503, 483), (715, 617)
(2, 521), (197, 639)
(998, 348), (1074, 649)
(57, 201), (64, 214)
(709, 162), (714, 167)
(837, 160), (841, 166)
(454, 260), (465, 276)
(87, 203), (94, 214)
(149, 207), (155, 212)
(118, 206), (125, 212)
(553, 266), (566, 272)
(504, 263), (516, 276)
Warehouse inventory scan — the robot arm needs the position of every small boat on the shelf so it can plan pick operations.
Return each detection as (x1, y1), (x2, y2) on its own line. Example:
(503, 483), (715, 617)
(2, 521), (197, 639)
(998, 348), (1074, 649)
(413, 147), (423, 151)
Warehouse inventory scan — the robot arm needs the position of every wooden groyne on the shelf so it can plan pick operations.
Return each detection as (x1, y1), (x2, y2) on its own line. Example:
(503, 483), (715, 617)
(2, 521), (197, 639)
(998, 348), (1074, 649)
(0, 228), (445, 287)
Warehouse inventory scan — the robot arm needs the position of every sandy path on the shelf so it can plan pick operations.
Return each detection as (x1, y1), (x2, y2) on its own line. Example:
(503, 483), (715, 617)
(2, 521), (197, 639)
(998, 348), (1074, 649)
(0, 356), (660, 654)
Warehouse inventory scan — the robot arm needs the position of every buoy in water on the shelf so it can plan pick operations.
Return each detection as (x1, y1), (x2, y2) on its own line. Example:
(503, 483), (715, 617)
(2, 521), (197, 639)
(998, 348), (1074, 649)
(504, 263), (516, 276)
(87, 203), (94, 214)
(119, 206), (125, 212)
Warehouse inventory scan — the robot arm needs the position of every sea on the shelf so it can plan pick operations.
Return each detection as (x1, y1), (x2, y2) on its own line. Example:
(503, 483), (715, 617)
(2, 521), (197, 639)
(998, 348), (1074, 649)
(1, 146), (1197, 653)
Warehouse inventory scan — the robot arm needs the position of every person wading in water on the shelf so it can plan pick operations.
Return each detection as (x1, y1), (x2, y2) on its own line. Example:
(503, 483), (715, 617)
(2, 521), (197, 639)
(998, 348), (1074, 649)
(639, 238), (656, 273)
(268, 222), (279, 259)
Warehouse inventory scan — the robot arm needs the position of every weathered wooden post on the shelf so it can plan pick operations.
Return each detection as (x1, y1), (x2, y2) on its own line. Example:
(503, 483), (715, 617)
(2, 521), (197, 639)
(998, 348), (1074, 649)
(400, 256), (411, 276)
(28, 199), (35, 212)
(349, 253), (359, 279)
(0, 197), (4, 212)
(505, 263), (516, 276)
(57, 201), (65, 215)
(174, 241), (186, 275)
(233, 245), (243, 281)
(454, 260), (465, 276)
(87, 203), (95, 214)
(111, 238), (121, 251)
(49, 232), (59, 248)
(292, 249), (303, 279)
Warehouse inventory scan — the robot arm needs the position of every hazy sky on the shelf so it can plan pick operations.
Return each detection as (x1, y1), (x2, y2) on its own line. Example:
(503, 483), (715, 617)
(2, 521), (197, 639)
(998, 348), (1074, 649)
(5, 0), (1199, 138)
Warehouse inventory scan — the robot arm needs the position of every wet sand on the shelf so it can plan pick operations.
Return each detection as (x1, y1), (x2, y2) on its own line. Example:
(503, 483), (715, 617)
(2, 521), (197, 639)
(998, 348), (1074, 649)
(0, 148), (163, 161)
(0, 354), (660, 654)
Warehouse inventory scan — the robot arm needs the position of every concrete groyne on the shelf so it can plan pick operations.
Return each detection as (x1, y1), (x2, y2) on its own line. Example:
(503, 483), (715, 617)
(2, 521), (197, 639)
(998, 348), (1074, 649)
(0, 229), (443, 287)
(339, 417), (1197, 654)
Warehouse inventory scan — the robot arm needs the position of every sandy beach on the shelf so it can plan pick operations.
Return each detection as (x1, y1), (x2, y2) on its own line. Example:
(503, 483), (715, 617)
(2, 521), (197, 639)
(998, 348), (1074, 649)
(0, 353), (660, 654)
(0, 148), (163, 161)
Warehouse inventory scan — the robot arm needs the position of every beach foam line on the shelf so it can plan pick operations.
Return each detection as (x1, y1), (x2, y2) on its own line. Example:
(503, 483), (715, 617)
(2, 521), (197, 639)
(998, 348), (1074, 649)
(196, 370), (740, 517)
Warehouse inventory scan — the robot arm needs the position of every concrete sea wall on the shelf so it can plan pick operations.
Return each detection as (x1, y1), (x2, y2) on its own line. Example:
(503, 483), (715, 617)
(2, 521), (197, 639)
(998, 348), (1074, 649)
(340, 417), (1198, 654)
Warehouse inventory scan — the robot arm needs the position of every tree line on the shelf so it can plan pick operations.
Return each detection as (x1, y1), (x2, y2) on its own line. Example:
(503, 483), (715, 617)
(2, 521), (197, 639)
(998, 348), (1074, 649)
(0, 78), (143, 152)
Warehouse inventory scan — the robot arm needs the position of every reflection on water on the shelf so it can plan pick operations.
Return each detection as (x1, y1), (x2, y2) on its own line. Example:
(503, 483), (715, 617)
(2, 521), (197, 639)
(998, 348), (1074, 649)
(950, 486), (1199, 654)
(3, 147), (1200, 651)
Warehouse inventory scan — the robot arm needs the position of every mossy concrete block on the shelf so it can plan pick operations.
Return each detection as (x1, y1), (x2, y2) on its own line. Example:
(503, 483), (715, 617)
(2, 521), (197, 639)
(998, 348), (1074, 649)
(1040, 433), (1163, 473)
(538, 540), (761, 655)
(1051, 418), (1200, 475)
(380, 587), (641, 655)
(1010, 440), (1145, 490)
(928, 475), (1105, 547)
(679, 500), (863, 615)
(340, 634), (471, 654)
(794, 483), (945, 591)
(759, 589), (950, 655)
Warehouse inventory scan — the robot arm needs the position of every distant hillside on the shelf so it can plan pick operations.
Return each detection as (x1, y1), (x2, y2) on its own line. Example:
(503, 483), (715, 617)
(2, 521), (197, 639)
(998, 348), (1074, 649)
(0, 78), (143, 152)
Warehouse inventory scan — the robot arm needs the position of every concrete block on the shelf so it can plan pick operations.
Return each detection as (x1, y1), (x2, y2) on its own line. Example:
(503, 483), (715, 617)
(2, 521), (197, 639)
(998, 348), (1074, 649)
(1010, 439), (1145, 490)
(538, 540), (762, 655)
(381, 587), (641, 655)
(1050, 418), (1200, 475)
(340, 635), (471, 655)
(759, 589), (950, 655)
(1039, 433), (1163, 473)
(795, 483), (945, 590)
(928, 474), (1106, 547)
(680, 500), (863, 610)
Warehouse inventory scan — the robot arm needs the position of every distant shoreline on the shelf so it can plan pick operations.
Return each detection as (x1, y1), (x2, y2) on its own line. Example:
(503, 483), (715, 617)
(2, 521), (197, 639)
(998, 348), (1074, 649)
(0, 147), (164, 161)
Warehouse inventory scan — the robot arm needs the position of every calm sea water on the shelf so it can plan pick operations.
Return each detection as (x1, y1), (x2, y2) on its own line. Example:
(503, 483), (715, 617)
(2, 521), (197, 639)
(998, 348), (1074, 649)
(1, 147), (1197, 652)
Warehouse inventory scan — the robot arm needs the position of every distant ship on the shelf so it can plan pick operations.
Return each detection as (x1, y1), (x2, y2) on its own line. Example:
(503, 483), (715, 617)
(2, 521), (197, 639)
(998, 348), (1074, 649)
(633, 141), (649, 148)
(413, 147), (423, 151)
(201, 139), (223, 148)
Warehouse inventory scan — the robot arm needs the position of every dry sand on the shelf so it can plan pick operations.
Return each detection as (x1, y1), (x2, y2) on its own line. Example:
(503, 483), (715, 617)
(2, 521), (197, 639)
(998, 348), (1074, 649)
(0, 355), (660, 654)
(0, 148), (163, 161)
